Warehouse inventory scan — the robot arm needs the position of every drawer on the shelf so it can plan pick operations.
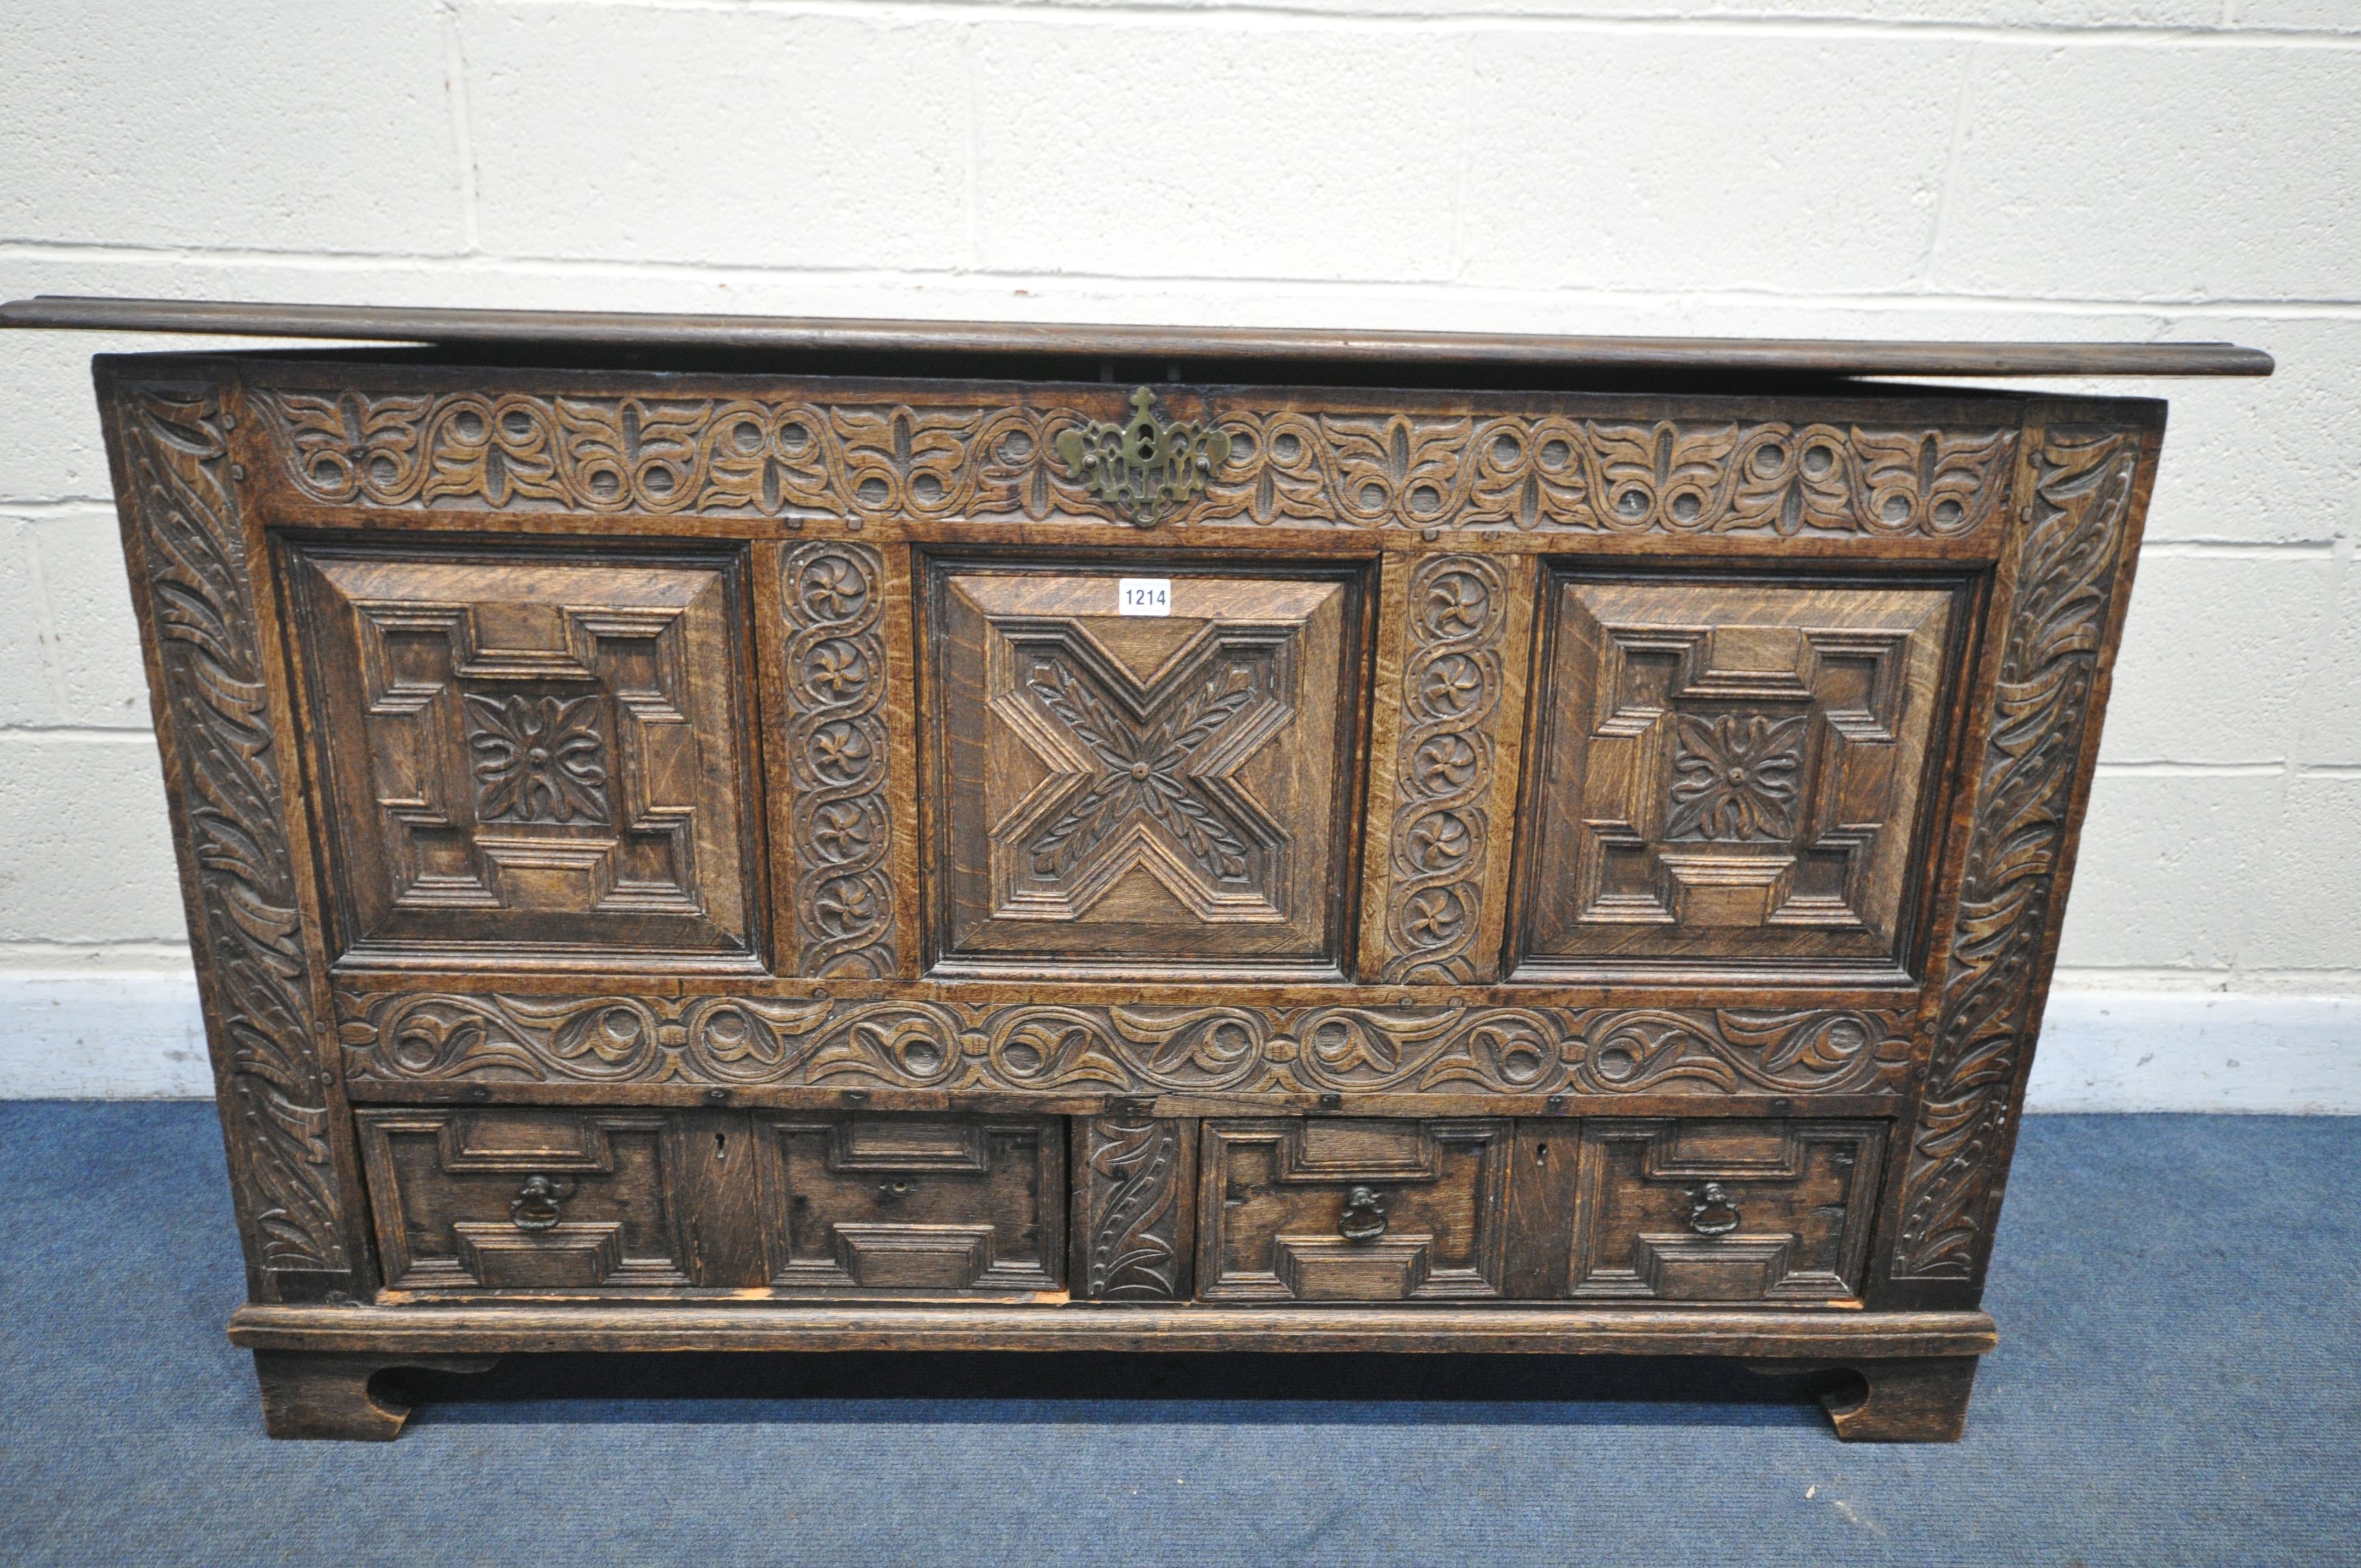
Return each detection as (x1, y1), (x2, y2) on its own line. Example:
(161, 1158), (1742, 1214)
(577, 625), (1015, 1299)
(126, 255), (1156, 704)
(357, 1108), (708, 1293)
(1566, 1118), (1885, 1303)
(1198, 1118), (1510, 1301)
(753, 1114), (1064, 1294)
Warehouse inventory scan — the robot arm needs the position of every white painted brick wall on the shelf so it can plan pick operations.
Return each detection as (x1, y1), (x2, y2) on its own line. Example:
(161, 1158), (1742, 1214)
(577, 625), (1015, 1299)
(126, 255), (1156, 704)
(1, 0), (2354, 1103)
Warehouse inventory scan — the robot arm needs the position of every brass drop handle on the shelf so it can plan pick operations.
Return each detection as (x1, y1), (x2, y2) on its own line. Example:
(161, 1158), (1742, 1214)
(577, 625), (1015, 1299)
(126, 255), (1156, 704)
(509, 1173), (570, 1232)
(875, 1179), (916, 1203)
(1338, 1185), (1390, 1243)
(1684, 1182), (1741, 1237)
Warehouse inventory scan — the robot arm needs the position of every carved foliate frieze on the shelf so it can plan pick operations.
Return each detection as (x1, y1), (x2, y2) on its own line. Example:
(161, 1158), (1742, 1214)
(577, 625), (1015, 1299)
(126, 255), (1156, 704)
(781, 542), (897, 975)
(1202, 415), (2015, 537)
(114, 384), (350, 1276)
(1892, 427), (2143, 1283)
(1382, 555), (1512, 982)
(339, 992), (1912, 1098)
(253, 385), (2015, 538)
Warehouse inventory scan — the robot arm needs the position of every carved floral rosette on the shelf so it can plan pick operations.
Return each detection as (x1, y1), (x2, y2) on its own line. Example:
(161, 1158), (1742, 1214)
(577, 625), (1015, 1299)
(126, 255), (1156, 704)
(254, 385), (2017, 538)
(340, 992), (1912, 1099)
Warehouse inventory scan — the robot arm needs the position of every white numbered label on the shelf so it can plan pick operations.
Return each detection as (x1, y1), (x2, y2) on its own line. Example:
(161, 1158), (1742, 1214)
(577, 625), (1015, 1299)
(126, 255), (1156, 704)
(1118, 579), (1172, 617)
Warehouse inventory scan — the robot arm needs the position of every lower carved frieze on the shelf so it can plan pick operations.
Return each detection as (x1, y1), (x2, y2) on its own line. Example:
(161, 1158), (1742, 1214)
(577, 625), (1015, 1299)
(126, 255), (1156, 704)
(338, 991), (1911, 1097)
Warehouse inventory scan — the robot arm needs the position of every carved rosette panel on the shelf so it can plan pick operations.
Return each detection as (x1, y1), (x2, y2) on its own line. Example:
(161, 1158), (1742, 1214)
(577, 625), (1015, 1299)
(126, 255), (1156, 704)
(782, 542), (896, 976)
(1383, 556), (1510, 982)
(1891, 427), (2144, 1283)
(339, 992), (1912, 1098)
(1076, 1118), (1192, 1300)
(254, 386), (2014, 538)
(114, 385), (350, 1277)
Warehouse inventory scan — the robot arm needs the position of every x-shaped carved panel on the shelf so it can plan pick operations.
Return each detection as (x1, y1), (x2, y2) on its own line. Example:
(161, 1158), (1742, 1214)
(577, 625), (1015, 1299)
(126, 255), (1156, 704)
(991, 626), (1296, 922)
(929, 568), (1356, 972)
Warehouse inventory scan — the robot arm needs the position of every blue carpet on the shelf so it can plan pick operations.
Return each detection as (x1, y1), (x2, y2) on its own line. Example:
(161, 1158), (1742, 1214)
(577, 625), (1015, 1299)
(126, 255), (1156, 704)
(1, 1103), (2354, 1566)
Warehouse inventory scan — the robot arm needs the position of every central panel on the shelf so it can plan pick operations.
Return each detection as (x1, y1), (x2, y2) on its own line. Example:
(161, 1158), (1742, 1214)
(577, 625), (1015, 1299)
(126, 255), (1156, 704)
(924, 559), (1367, 977)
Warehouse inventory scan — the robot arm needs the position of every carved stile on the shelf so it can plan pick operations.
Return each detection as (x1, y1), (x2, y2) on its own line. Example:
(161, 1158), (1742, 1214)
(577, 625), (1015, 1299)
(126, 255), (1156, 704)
(1076, 1118), (1194, 1300)
(108, 381), (353, 1287)
(782, 541), (898, 976)
(1890, 425), (2147, 1286)
(1381, 555), (1514, 983)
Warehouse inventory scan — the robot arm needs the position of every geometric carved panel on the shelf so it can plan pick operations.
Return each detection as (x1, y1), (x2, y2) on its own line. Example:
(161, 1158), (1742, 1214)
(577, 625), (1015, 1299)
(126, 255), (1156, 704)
(1517, 575), (1959, 978)
(285, 547), (757, 963)
(1196, 1118), (1510, 1301)
(1567, 1118), (1885, 1304)
(353, 1107), (697, 1294)
(752, 1114), (1064, 1294)
(926, 564), (1362, 975)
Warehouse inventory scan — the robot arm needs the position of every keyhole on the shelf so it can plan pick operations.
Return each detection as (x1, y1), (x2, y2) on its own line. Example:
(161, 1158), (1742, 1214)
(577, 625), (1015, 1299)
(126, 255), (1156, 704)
(1535, 1141), (1548, 1166)
(714, 1131), (727, 1163)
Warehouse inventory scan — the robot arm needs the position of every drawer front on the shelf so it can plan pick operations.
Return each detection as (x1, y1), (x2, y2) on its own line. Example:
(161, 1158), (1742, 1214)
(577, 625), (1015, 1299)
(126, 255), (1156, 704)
(924, 561), (1365, 977)
(357, 1108), (702, 1293)
(754, 1114), (1064, 1294)
(284, 543), (759, 966)
(1568, 1118), (1885, 1303)
(1516, 570), (1964, 983)
(1198, 1118), (1510, 1301)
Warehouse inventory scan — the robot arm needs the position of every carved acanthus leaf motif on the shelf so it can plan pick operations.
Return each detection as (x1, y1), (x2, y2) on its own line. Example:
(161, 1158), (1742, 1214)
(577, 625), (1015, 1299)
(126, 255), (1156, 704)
(255, 386), (2014, 538)
(118, 384), (349, 1277)
(1079, 1118), (1189, 1300)
(339, 992), (1912, 1098)
(782, 542), (896, 977)
(1893, 426), (2143, 1283)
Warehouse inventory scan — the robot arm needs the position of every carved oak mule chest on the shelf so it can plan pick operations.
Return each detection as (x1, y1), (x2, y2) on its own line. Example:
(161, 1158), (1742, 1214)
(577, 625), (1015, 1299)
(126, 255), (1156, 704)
(7, 296), (2271, 1441)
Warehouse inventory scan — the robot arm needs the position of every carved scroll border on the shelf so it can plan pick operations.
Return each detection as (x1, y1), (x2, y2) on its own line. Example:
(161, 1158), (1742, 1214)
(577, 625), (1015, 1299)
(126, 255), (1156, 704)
(780, 541), (897, 975)
(110, 380), (353, 1283)
(1888, 423), (2148, 1287)
(252, 385), (2018, 540)
(338, 992), (1912, 1099)
(1380, 554), (1511, 982)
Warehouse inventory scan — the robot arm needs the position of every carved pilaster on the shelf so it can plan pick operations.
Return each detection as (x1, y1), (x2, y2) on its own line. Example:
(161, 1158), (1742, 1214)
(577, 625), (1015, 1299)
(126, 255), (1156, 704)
(1373, 554), (1526, 982)
(780, 540), (897, 975)
(1073, 1118), (1196, 1300)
